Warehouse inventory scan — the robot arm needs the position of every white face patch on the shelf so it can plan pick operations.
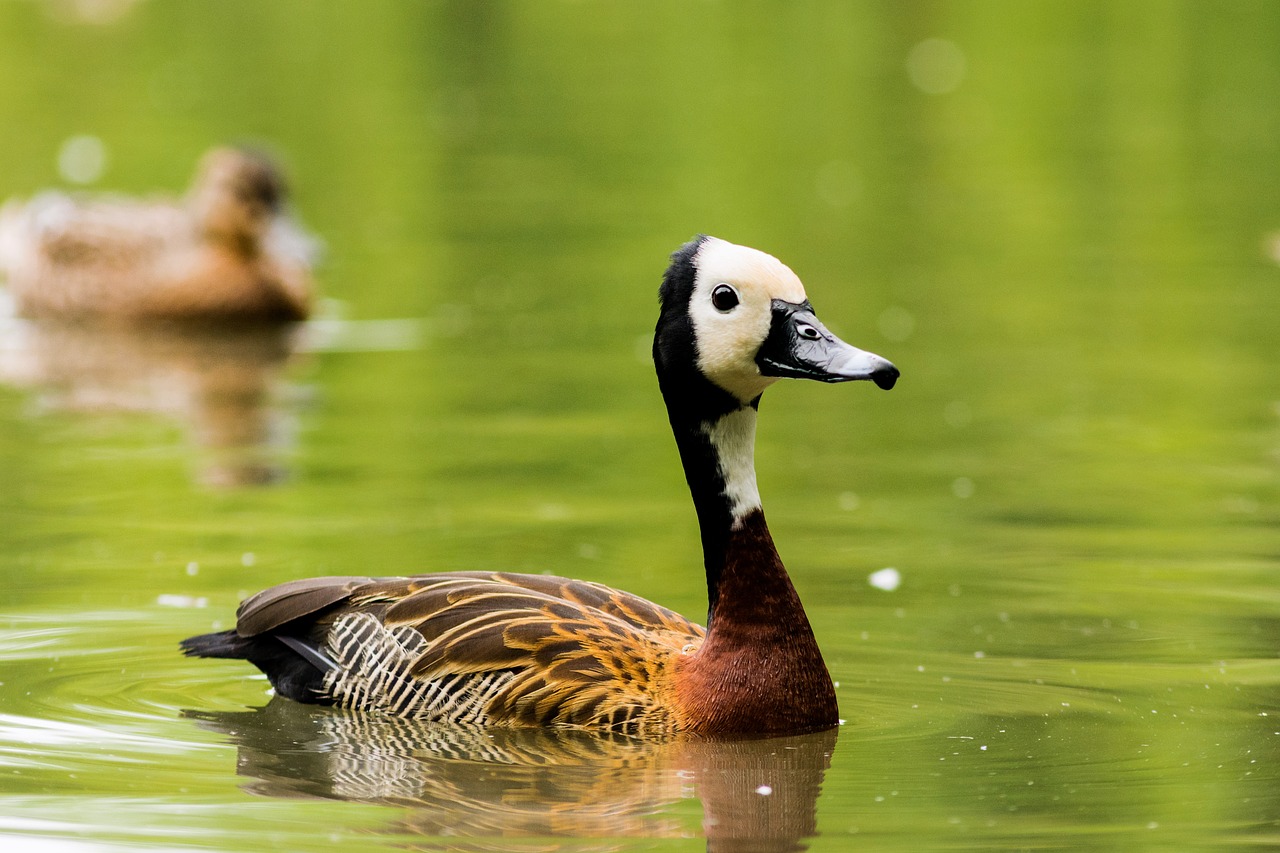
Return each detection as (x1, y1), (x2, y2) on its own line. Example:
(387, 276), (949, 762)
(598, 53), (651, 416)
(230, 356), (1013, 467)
(702, 406), (762, 524)
(687, 237), (809, 402)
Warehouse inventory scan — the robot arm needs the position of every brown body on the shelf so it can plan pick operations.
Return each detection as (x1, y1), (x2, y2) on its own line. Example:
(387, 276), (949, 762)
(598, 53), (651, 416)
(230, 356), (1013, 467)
(671, 510), (837, 733)
(0, 147), (314, 322)
(193, 510), (836, 735)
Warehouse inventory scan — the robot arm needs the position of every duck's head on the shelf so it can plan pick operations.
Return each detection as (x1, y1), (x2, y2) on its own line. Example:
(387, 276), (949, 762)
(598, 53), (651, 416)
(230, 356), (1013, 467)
(187, 147), (286, 252)
(655, 235), (899, 412)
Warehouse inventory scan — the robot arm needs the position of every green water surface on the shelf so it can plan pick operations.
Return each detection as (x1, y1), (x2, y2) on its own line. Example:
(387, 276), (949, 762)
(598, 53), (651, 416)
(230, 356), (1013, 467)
(1, 2), (1278, 851)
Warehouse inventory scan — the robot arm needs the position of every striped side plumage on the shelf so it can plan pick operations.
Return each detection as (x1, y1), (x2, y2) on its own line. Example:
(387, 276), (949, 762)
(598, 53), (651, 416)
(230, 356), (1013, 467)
(184, 571), (704, 734)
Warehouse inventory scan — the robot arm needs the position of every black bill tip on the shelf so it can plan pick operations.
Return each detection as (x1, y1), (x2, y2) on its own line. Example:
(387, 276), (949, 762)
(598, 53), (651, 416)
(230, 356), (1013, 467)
(872, 363), (900, 390)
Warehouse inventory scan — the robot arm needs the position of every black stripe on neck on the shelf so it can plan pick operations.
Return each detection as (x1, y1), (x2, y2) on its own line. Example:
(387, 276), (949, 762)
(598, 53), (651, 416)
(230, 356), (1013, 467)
(654, 354), (763, 623)
(654, 235), (763, 623)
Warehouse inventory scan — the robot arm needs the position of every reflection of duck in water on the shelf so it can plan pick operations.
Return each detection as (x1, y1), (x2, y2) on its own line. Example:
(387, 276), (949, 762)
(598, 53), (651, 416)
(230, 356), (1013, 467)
(184, 237), (899, 731)
(0, 147), (315, 321)
(0, 319), (303, 486)
(188, 698), (837, 850)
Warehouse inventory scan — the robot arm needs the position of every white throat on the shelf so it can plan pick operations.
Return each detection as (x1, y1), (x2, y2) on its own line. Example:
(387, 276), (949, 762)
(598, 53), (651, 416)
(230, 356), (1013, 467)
(702, 406), (762, 525)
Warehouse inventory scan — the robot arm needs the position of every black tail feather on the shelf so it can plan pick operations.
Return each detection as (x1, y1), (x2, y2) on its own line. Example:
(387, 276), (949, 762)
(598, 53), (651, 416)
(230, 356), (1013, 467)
(180, 629), (252, 659)
(180, 629), (330, 704)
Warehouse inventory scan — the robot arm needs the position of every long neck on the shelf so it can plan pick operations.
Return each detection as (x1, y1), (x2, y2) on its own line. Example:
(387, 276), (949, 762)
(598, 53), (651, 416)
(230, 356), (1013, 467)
(660, 384), (838, 733)
(661, 383), (760, 623)
(657, 379), (803, 628)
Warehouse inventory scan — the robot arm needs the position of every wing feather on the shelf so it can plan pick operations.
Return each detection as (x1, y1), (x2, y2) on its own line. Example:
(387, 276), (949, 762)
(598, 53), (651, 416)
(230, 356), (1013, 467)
(244, 571), (705, 731)
(236, 575), (374, 636)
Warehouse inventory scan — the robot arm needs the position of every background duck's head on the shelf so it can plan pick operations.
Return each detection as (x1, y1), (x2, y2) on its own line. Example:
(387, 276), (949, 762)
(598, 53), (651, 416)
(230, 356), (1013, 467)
(187, 147), (287, 255)
(654, 235), (898, 414)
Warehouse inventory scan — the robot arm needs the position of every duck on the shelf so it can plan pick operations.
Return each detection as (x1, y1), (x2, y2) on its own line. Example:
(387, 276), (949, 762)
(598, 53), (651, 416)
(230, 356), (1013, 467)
(181, 236), (899, 735)
(0, 147), (315, 321)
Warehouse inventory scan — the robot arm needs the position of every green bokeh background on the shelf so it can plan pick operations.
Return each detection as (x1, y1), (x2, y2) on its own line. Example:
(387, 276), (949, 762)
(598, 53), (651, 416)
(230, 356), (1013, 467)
(1, 2), (1278, 850)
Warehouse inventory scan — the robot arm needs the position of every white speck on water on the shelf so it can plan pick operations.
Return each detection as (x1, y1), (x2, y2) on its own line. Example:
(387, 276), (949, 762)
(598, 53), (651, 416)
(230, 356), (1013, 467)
(185, 562), (199, 576)
(952, 477), (975, 499)
(755, 785), (773, 796)
(837, 491), (860, 511)
(241, 552), (256, 567)
(868, 567), (901, 591)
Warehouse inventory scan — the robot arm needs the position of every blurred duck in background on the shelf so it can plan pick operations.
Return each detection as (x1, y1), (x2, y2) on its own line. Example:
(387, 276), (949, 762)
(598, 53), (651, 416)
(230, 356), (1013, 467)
(0, 146), (316, 321)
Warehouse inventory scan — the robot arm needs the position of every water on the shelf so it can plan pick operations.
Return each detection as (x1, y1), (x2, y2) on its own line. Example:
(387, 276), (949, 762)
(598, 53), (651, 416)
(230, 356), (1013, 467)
(1, 2), (1278, 850)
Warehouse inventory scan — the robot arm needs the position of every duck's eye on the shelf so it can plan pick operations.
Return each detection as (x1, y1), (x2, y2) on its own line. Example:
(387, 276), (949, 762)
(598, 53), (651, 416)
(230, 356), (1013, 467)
(796, 322), (822, 341)
(711, 284), (740, 312)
